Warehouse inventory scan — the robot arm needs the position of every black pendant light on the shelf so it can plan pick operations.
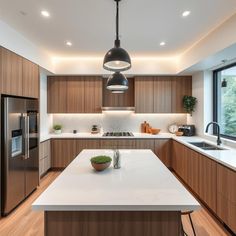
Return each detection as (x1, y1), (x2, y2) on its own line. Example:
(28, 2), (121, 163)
(103, 0), (131, 72)
(106, 72), (129, 91)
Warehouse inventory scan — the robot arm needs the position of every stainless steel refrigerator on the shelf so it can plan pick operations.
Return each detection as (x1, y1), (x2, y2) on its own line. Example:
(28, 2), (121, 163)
(1, 97), (39, 215)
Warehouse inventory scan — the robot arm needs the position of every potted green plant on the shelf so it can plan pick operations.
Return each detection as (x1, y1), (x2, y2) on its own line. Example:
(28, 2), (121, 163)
(90, 156), (112, 171)
(183, 95), (197, 115)
(53, 124), (62, 134)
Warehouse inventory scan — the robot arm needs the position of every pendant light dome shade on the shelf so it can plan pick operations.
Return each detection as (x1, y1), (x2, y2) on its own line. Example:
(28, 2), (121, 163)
(103, 0), (131, 72)
(103, 41), (131, 72)
(106, 72), (128, 91)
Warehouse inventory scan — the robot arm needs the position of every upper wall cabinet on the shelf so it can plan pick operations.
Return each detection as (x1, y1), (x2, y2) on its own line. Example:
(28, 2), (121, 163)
(103, 78), (134, 107)
(0, 47), (23, 96)
(22, 58), (39, 98)
(47, 76), (102, 113)
(135, 77), (154, 113)
(135, 76), (192, 113)
(171, 76), (192, 113)
(0, 47), (39, 98)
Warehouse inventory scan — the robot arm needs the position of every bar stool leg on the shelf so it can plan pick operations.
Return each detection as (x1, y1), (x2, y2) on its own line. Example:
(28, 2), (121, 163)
(188, 213), (196, 236)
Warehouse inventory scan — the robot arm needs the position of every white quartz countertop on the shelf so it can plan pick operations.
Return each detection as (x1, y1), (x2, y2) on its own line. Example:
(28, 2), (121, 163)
(40, 132), (173, 141)
(173, 136), (236, 171)
(32, 149), (200, 211)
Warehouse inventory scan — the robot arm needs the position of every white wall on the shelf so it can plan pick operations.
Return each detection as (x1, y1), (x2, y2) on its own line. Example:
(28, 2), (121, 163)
(52, 113), (187, 133)
(0, 20), (54, 72)
(40, 68), (53, 140)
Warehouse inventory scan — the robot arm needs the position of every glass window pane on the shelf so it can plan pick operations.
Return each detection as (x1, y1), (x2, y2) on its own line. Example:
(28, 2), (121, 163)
(217, 65), (236, 138)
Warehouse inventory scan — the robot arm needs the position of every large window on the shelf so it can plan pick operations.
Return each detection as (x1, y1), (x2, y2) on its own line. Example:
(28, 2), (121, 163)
(213, 63), (236, 140)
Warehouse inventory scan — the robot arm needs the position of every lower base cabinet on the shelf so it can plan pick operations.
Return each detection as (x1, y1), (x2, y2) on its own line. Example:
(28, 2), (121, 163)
(217, 164), (236, 233)
(172, 140), (236, 234)
(100, 139), (136, 149)
(154, 139), (171, 168)
(39, 140), (51, 177)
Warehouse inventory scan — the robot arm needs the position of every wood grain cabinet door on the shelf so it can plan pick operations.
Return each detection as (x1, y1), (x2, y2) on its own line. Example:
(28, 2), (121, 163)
(84, 77), (102, 113)
(154, 139), (171, 168)
(103, 78), (134, 107)
(171, 77), (192, 113)
(47, 77), (68, 113)
(135, 77), (154, 113)
(198, 154), (217, 213)
(0, 47), (23, 96)
(217, 164), (236, 233)
(66, 77), (85, 113)
(136, 139), (155, 151)
(154, 77), (172, 113)
(76, 139), (100, 155)
(172, 141), (188, 181)
(22, 58), (39, 98)
(51, 139), (77, 168)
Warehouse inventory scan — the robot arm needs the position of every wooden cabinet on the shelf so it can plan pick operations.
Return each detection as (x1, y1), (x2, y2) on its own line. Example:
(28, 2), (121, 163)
(198, 153), (217, 213)
(0, 47), (23, 96)
(135, 76), (192, 113)
(0, 47), (40, 98)
(154, 77), (172, 113)
(154, 139), (171, 168)
(100, 139), (136, 149)
(76, 139), (100, 155)
(22, 58), (39, 98)
(48, 77), (68, 113)
(171, 77), (192, 113)
(173, 141), (217, 212)
(136, 139), (155, 151)
(217, 164), (236, 233)
(135, 77), (154, 113)
(47, 76), (102, 113)
(66, 77), (84, 113)
(103, 78), (134, 107)
(172, 141), (188, 181)
(39, 140), (51, 177)
(84, 77), (102, 113)
(51, 139), (77, 168)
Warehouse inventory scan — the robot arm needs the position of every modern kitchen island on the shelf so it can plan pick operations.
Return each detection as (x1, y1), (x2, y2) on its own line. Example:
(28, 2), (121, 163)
(32, 149), (200, 236)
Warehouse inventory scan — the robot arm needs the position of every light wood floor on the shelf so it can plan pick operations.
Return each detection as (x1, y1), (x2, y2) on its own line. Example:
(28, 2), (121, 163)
(0, 171), (231, 236)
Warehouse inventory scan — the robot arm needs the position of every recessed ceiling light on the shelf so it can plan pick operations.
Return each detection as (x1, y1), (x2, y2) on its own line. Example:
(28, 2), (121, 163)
(182, 11), (191, 17)
(160, 42), (166, 46)
(66, 41), (72, 47)
(41, 10), (50, 18)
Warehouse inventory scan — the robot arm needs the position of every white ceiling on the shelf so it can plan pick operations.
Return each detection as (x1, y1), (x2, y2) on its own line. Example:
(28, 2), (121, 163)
(0, 0), (236, 58)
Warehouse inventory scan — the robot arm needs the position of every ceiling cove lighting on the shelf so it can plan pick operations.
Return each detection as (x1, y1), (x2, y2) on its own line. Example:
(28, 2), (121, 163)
(106, 72), (129, 92)
(103, 0), (131, 72)
(41, 10), (50, 18)
(182, 11), (191, 17)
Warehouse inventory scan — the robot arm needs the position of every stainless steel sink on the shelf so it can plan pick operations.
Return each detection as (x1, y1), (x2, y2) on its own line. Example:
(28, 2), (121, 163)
(188, 142), (226, 151)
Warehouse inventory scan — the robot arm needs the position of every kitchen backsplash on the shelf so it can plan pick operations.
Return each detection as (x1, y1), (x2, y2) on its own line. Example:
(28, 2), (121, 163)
(52, 112), (187, 133)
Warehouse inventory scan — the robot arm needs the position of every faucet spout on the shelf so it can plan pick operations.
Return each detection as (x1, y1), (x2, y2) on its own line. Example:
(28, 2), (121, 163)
(205, 122), (222, 146)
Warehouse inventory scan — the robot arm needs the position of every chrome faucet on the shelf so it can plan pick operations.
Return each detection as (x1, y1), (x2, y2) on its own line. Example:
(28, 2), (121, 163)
(205, 122), (222, 146)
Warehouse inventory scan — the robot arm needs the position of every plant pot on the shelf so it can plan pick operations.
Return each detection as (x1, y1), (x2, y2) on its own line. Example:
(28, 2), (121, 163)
(54, 129), (62, 134)
(91, 161), (111, 171)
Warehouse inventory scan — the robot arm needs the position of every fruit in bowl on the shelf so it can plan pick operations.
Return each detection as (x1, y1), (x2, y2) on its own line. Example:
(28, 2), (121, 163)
(90, 156), (112, 171)
(151, 128), (161, 135)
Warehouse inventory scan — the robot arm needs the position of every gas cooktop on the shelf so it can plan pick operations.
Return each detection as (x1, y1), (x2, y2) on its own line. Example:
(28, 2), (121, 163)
(103, 132), (134, 137)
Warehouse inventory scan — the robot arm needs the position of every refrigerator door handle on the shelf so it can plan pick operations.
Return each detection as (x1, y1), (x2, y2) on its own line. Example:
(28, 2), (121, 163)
(26, 116), (30, 159)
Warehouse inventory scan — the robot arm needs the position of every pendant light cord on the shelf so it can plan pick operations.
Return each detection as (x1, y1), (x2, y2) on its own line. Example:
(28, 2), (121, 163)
(115, 0), (120, 47)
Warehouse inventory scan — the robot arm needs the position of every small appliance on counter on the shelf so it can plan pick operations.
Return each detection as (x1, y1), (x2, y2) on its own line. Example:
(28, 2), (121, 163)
(91, 125), (100, 134)
(178, 125), (195, 136)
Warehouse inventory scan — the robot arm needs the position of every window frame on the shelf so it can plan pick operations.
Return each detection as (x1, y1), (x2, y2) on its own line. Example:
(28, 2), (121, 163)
(213, 62), (236, 141)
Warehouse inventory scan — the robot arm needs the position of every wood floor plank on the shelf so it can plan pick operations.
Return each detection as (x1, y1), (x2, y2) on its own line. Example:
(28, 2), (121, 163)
(0, 171), (231, 236)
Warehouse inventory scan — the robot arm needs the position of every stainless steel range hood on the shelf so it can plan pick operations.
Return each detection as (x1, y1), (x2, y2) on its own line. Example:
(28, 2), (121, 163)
(101, 107), (135, 111)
